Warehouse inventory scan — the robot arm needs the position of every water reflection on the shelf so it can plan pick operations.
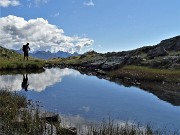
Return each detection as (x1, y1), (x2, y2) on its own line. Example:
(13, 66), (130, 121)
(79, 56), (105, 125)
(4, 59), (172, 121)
(0, 68), (80, 92)
(0, 68), (180, 131)
(21, 74), (29, 91)
(77, 68), (180, 106)
(58, 113), (136, 135)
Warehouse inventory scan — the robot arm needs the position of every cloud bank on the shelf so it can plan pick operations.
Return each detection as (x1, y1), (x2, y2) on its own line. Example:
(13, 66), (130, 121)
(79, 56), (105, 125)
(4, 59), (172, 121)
(0, 0), (20, 7)
(0, 15), (94, 53)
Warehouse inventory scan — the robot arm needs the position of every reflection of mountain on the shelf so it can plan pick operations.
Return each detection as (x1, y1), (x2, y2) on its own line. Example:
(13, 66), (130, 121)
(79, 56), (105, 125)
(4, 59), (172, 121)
(14, 50), (80, 59)
(75, 68), (180, 106)
(0, 68), (80, 92)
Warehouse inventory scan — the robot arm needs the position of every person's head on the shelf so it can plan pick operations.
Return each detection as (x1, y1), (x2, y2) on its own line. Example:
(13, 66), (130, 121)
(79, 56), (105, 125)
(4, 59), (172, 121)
(26, 43), (29, 45)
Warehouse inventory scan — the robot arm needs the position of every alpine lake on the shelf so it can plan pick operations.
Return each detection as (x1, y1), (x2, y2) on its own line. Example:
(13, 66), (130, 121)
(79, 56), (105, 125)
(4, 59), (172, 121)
(0, 68), (180, 132)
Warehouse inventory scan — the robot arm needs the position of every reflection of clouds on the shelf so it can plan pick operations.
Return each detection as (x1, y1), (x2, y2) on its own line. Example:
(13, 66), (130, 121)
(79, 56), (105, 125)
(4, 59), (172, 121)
(80, 106), (90, 112)
(28, 68), (80, 92)
(59, 114), (91, 134)
(61, 114), (88, 127)
(59, 113), (141, 135)
(0, 68), (80, 92)
(0, 75), (22, 91)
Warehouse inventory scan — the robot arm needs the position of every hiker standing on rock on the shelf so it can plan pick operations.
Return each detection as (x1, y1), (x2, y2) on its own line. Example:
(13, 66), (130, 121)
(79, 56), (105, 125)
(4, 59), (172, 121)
(22, 43), (30, 61)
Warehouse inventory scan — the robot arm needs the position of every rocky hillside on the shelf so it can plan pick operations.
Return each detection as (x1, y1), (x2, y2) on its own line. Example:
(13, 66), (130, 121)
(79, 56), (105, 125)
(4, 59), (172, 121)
(58, 35), (180, 70)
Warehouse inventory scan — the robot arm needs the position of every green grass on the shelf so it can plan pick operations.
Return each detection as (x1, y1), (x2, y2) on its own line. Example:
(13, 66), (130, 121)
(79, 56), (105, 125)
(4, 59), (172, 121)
(168, 51), (180, 56)
(0, 90), (61, 135)
(0, 46), (45, 70)
(108, 65), (180, 83)
(0, 58), (45, 70)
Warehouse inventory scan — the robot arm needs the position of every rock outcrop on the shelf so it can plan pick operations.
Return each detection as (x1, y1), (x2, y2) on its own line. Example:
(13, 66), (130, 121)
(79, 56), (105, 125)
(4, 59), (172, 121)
(147, 46), (168, 58)
(158, 36), (180, 51)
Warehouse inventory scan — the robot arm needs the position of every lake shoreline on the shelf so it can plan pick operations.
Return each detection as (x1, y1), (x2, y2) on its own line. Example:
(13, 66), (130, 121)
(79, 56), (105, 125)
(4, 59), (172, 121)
(1, 61), (180, 106)
(44, 63), (180, 106)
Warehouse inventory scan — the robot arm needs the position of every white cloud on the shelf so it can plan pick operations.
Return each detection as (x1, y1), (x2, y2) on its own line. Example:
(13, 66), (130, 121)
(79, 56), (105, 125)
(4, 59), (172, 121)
(51, 12), (60, 18)
(84, 0), (94, 6)
(34, 0), (48, 7)
(0, 0), (20, 7)
(0, 15), (94, 53)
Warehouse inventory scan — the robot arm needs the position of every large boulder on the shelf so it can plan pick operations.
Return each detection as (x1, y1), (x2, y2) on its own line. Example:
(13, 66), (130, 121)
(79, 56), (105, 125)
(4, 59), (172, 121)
(147, 56), (180, 69)
(162, 56), (180, 69)
(80, 57), (106, 69)
(126, 56), (143, 65)
(147, 46), (168, 58)
(101, 61), (120, 70)
(101, 56), (127, 70)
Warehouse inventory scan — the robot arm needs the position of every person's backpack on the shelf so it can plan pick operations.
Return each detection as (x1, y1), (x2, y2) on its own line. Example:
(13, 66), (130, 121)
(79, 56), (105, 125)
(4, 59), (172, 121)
(22, 45), (27, 52)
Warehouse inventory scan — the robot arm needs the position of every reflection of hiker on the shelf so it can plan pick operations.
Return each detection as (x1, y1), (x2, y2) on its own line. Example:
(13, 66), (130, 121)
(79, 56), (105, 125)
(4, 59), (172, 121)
(21, 74), (29, 91)
(22, 43), (30, 61)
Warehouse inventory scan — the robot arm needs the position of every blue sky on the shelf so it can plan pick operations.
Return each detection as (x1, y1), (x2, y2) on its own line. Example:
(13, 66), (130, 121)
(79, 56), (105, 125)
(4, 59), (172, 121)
(0, 0), (180, 53)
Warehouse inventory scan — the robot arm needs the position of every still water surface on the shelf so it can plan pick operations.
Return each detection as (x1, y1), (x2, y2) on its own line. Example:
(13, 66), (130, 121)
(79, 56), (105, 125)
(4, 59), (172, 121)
(0, 68), (180, 130)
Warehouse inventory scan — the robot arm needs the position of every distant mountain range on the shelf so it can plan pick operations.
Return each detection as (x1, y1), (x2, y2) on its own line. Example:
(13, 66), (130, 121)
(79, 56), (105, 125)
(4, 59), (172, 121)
(14, 50), (80, 60)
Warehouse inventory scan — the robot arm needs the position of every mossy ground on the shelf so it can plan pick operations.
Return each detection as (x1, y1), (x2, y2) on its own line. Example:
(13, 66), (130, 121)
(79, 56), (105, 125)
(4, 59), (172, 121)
(108, 65), (180, 83)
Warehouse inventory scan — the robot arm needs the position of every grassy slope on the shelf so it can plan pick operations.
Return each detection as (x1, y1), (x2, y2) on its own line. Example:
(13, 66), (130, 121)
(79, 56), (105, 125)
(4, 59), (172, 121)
(0, 46), (45, 70)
